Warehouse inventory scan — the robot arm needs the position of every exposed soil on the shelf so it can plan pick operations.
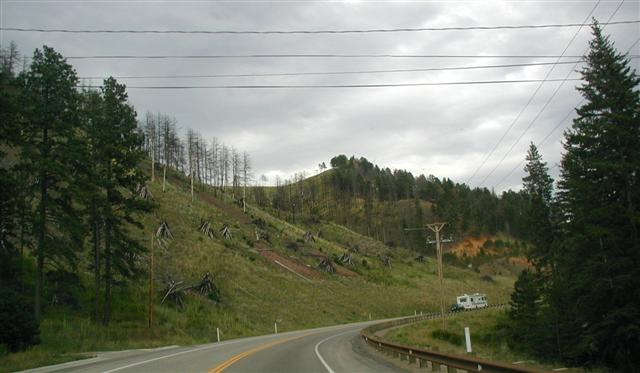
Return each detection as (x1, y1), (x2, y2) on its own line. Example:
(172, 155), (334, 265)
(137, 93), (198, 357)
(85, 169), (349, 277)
(449, 236), (495, 256)
(258, 248), (324, 281)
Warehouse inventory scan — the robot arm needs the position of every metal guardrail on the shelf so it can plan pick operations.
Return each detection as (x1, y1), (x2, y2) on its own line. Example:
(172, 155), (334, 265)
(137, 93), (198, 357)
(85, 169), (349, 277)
(361, 304), (547, 373)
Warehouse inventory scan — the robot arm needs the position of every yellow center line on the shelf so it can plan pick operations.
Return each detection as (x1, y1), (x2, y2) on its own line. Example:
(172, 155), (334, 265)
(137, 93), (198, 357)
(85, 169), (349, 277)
(208, 333), (314, 373)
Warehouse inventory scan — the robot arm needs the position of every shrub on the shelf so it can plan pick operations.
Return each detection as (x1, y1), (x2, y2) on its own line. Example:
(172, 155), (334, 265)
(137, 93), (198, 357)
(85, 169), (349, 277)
(0, 288), (40, 352)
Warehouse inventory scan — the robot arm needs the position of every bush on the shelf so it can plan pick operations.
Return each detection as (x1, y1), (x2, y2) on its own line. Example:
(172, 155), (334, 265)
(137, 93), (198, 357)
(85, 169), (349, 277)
(0, 288), (40, 352)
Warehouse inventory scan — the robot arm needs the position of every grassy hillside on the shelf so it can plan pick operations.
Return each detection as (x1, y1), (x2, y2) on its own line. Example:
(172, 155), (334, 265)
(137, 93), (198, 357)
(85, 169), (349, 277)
(1, 166), (516, 372)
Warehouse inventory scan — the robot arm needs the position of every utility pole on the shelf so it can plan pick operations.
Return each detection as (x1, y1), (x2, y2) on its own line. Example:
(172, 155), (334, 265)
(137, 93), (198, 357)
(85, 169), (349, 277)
(148, 233), (154, 328)
(426, 222), (451, 330)
(405, 222), (452, 329)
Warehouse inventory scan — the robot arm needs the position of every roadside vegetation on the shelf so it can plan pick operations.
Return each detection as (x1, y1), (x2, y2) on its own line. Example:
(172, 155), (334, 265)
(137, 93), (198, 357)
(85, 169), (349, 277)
(384, 308), (594, 373)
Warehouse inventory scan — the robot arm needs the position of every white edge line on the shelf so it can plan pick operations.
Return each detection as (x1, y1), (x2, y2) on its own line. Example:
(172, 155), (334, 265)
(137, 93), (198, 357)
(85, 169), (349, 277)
(314, 329), (356, 373)
(101, 340), (241, 373)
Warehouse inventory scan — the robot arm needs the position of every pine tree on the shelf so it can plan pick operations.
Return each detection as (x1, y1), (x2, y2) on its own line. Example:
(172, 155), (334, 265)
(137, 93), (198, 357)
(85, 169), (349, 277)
(555, 22), (640, 370)
(83, 77), (152, 325)
(17, 46), (84, 320)
(508, 269), (544, 353)
(522, 143), (555, 267)
(510, 143), (562, 358)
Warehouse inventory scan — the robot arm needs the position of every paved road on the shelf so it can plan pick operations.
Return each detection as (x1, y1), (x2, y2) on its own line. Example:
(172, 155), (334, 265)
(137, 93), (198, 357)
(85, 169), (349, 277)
(24, 320), (408, 373)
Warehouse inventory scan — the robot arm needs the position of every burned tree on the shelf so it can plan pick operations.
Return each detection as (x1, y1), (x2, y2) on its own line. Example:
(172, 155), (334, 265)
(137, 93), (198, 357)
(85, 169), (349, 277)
(160, 277), (188, 308)
(156, 220), (173, 248)
(220, 224), (232, 240)
(198, 219), (215, 239)
(338, 253), (354, 266)
(317, 257), (336, 273)
(194, 272), (221, 302)
(379, 254), (392, 268)
(136, 182), (154, 201)
(303, 231), (316, 243)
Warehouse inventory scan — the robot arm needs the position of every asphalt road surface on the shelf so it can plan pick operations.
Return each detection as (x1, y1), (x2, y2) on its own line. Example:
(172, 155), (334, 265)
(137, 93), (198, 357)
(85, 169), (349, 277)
(24, 320), (408, 373)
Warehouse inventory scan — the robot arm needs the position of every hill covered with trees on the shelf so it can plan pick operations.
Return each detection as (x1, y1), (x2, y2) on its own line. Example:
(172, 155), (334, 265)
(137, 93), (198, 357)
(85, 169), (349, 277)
(249, 154), (530, 253)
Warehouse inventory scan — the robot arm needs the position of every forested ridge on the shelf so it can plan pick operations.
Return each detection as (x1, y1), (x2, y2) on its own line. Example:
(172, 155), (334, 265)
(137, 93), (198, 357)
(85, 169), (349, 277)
(251, 154), (530, 252)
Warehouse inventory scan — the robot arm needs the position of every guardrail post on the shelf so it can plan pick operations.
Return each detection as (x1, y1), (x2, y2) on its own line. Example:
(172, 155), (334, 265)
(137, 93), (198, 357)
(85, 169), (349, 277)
(447, 366), (457, 373)
(432, 362), (442, 372)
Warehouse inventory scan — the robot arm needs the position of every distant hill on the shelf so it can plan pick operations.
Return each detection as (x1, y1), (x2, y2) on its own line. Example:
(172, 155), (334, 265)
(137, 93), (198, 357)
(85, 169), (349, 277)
(248, 154), (531, 254)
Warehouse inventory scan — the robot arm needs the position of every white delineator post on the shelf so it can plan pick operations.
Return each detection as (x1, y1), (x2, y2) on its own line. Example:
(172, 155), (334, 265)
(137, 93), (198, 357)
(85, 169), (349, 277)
(217, 327), (220, 342)
(274, 322), (278, 334)
(465, 327), (472, 353)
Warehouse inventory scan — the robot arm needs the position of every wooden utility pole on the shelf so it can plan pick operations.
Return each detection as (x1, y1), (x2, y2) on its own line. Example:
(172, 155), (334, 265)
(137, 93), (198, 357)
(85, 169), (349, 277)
(406, 222), (452, 330)
(191, 170), (194, 202)
(426, 222), (448, 329)
(163, 164), (167, 192)
(151, 147), (155, 182)
(148, 233), (154, 328)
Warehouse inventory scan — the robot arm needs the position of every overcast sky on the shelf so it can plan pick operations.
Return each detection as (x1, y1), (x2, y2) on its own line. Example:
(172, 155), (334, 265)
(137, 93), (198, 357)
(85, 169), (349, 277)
(2, 0), (639, 192)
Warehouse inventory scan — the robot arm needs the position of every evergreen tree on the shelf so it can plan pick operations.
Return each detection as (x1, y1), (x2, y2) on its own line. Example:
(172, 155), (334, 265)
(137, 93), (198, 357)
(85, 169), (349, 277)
(84, 77), (151, 325)
(522, 143), (555, 267)
(554, 22), (640, 370)
(507, 269), (545, 353)
(508, 143), (559, 358)
(16, 46), (83, 320)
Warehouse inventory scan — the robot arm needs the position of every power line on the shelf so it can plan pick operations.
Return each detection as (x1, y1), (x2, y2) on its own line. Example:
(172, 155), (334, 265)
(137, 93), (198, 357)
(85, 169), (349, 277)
(492, 101), (581, 190)
(465, 0), (601, 187)
(78, 59), (605, 80)
(493, 34), (639, 190)
(2, 20), (637, 35)
(58, 54), (597, 60)
(490, 2), (631, 191)
(78, 77), (581, 89)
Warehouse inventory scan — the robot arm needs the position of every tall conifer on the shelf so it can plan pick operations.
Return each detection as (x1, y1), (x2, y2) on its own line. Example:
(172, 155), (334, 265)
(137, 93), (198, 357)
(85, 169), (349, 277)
(555, 22), (639, 369)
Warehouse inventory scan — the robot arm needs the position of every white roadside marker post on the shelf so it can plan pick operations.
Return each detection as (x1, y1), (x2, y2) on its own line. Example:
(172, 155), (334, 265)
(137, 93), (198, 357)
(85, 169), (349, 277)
(465, 327), (472, 353)
(216, 327), (220, 342)
(275, 322), (278, 334)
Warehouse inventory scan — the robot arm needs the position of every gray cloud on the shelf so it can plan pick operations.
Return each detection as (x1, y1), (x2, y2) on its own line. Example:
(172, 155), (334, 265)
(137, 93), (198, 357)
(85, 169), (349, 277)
(2, 0), (638, 192)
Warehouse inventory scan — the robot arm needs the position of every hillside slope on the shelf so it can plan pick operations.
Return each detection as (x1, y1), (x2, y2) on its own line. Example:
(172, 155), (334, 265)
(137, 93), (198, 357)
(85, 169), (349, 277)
(1, 166), (515, 371)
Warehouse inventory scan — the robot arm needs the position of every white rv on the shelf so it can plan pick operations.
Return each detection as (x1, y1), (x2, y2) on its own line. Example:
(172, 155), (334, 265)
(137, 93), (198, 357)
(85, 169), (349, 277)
(453, 293), (488, 310)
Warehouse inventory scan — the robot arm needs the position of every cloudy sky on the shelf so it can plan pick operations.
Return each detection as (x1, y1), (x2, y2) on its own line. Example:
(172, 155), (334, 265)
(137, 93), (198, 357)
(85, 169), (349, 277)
(2, 0), (638, 192)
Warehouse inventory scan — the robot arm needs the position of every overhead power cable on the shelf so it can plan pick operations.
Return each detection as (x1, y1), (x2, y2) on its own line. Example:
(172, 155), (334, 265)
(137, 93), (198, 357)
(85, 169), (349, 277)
(493, 34), (640, 190)
(78, 59), (603, 80)
(482, 0), (628, 188)
(492, 101), (582, 190)
(465, 0), (601, 187)
(78, 77), (581, 90)
(2, 20), (637, 34)
(60, 54), (595, 60)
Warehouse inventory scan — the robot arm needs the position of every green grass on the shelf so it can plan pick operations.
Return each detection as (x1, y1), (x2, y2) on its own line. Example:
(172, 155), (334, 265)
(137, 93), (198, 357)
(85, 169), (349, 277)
(384, 308), (595, 373)
(1, 166), (516, 372)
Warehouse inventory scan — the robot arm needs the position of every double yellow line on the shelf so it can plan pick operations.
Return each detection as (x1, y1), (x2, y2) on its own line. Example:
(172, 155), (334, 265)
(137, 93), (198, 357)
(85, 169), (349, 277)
(208, 333), (312, 373)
